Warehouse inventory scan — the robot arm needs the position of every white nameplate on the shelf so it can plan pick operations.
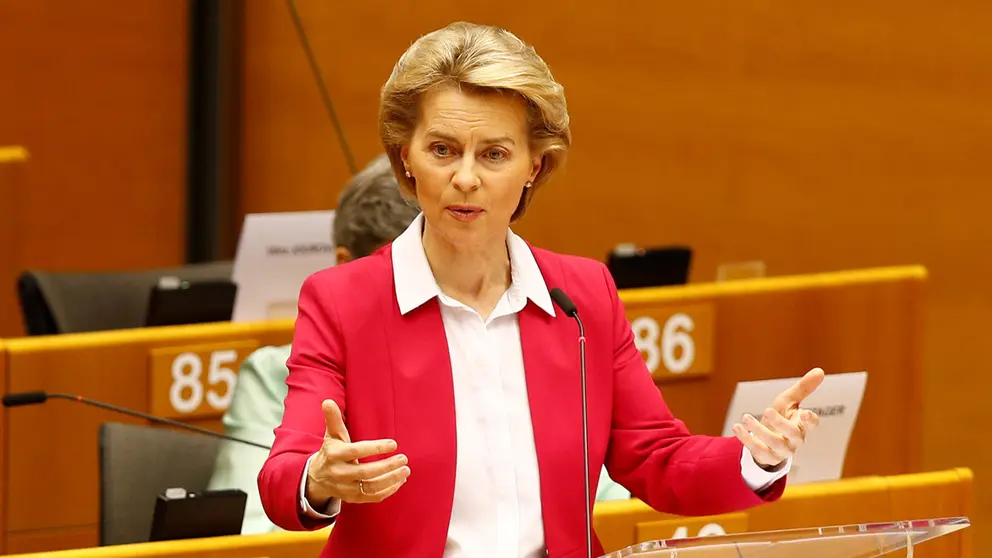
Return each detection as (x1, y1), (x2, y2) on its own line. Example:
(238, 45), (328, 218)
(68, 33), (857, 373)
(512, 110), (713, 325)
(231, 211), (336, 323)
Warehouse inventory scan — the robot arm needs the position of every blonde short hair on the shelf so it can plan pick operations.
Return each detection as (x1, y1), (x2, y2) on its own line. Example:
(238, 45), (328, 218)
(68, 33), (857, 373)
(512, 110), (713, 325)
(379, 21), (571, 221)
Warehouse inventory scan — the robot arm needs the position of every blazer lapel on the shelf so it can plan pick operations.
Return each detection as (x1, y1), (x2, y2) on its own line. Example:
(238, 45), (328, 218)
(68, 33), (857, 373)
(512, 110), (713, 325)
(384, 297), (457, 551)
(519, 301), (588, 554)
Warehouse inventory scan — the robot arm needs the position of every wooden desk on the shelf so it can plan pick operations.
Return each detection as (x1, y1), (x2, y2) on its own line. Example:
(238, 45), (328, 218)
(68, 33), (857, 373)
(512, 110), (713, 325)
(0, 146), (29, 338)
(0, 340), (7, 553)
(1, 322), (295, 554)
(0, 265), (926, 553)
(4, 469), (971, 558)
(626, 265), (926, 481)
(595, 467), (973, 558)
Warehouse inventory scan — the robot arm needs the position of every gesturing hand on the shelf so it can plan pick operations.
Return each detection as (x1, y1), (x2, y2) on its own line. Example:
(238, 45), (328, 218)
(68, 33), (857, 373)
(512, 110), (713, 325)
(304, 399), (410, 510)
(732, 368), (824, 470)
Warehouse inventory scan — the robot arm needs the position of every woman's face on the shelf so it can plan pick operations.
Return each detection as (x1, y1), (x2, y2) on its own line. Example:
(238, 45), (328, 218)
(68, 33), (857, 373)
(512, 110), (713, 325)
(402, 86), (541, 250)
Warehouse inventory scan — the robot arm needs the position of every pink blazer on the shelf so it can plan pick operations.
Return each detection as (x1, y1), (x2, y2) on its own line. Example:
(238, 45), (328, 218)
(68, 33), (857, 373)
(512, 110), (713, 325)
(258, 243), (784, 558)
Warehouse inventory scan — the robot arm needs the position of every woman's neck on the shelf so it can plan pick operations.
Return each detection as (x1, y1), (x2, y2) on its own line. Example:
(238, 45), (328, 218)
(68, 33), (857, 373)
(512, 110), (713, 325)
(422, 223), (511, 318)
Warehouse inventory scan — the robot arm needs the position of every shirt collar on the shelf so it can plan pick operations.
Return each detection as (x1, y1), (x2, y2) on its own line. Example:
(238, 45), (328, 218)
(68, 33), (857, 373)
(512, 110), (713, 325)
(391, 213), (555, 317)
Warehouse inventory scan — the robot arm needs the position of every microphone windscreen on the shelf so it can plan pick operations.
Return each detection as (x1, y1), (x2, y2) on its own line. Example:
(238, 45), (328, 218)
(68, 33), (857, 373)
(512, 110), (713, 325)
(549, 288), (578, 317)
(2, 391), (49, 407)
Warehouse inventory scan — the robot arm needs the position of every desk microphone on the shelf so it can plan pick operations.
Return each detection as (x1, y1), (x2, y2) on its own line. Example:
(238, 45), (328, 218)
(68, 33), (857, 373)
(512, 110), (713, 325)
(549, 287), (593, 558)
(2, 391), (271, 450)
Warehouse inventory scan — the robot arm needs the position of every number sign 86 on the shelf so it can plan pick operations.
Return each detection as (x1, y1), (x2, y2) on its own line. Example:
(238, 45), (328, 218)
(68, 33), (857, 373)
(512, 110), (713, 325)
(632, 313), (696, 375)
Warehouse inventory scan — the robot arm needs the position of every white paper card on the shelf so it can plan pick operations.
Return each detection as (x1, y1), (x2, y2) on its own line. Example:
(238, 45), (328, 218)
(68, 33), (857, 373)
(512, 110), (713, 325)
(231, 211), (336, 323)
(721, 371), (868, 485)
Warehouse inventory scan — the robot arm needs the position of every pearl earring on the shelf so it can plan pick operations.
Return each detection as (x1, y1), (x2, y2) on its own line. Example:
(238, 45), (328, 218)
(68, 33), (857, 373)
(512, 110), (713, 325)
(524, 181), (533, 189)
(405, 170), (412, 178)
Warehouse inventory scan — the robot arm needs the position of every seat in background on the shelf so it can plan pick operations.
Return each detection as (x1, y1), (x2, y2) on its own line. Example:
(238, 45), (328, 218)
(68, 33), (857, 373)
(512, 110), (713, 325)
(98, 422), (222, 546)
(16, 261), (233, 335)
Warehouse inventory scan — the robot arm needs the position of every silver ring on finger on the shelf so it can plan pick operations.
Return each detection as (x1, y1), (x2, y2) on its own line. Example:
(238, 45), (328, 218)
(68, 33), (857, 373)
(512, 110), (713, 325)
(358, 479), (368, 496)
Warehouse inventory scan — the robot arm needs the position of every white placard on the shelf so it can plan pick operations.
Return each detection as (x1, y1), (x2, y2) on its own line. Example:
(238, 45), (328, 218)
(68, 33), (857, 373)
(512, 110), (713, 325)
(231, 211), (336, 323)
(721, 371), (868, 485)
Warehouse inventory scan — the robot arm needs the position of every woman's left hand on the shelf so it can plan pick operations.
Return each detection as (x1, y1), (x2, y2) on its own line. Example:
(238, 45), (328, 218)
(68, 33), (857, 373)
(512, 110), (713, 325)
(732, 368), (824, 469)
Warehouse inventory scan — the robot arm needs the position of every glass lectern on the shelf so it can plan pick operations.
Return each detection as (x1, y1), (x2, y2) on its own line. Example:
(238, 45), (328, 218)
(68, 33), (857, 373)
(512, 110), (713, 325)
(602, 517), (969, 557)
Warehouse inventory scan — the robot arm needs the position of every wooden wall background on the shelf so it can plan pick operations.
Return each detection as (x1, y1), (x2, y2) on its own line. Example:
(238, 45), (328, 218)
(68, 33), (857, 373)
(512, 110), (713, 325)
(0, 0), (989, 552)
(239, 0), (992, 551)
(0, 0), (189, 337)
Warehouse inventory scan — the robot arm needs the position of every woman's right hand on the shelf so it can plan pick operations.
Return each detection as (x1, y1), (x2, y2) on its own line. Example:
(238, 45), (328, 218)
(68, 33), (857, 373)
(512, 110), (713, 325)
(305, 399), (410, 509)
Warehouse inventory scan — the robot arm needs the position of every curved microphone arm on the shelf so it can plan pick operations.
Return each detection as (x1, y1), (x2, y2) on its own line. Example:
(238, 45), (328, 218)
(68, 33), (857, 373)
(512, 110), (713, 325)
(285, 0), (358, 175)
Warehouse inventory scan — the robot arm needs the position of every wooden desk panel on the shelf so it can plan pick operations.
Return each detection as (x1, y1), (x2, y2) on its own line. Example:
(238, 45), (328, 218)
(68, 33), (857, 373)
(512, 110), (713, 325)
(4, 526), (97, 556)
(881, 468), (974, 558)
(634, 512), (749, 545)
(0, 340), (7, 553)
(0, 147), (28, 338)
(0, 266), (925, 552)
(6, 469), (969, 558)
(1, 322), (294, 551)
(748, 475), (892, 529)
(622, 265), (925, 478)
(594, 469), (971, 557)
(5, 529), (330, 558)
(748, 470), (971, 558)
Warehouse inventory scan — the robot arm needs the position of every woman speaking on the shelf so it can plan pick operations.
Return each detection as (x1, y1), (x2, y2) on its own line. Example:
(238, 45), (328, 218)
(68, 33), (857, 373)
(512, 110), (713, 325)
(258, 21), (823, 558)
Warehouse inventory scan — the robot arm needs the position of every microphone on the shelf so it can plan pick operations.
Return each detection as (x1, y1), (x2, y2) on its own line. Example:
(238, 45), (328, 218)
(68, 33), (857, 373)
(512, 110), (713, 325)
(549, 288), (593, 558)
(285, 0), (357, 175)
(2, 391), (271, 451)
